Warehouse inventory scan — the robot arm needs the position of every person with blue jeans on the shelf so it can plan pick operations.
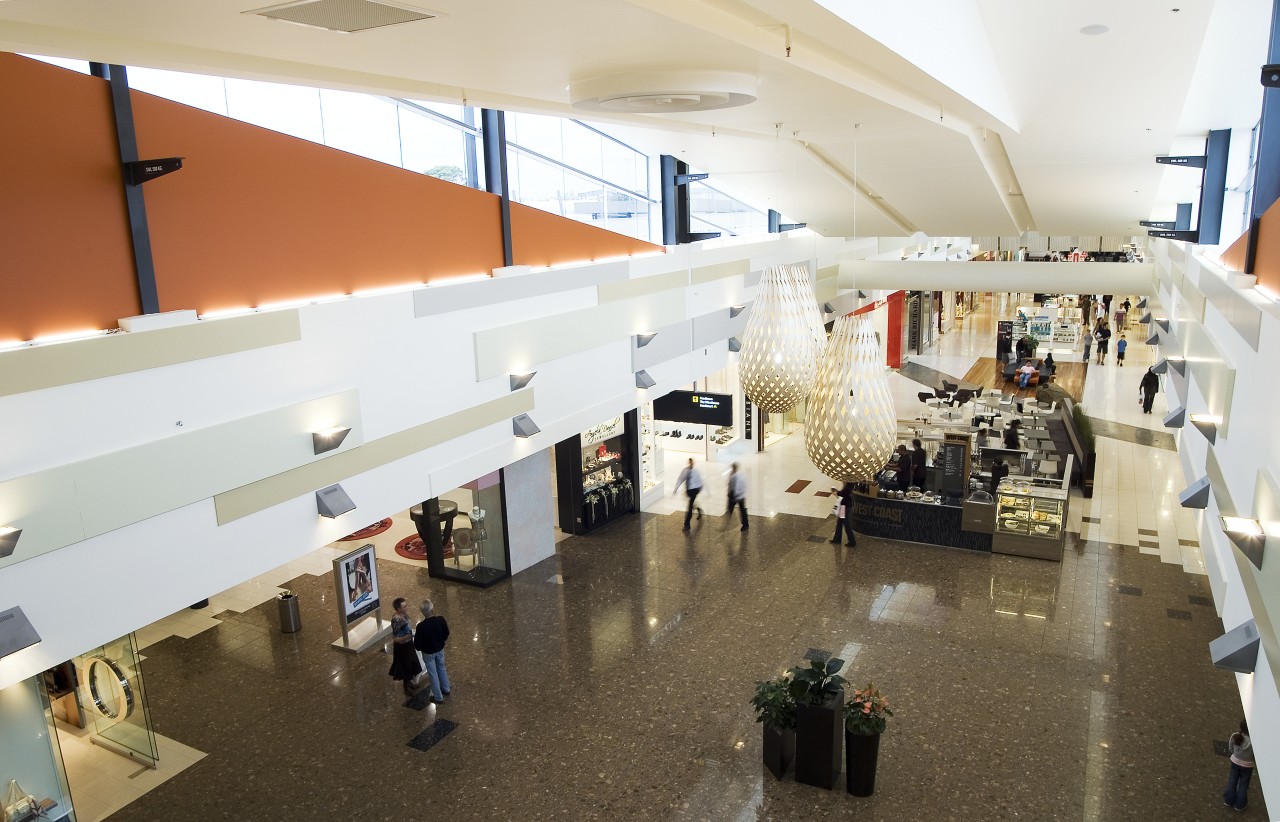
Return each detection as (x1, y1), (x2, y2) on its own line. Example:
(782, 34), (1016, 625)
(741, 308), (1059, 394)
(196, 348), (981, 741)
(414, 599), (451, 703)
(1223, 718), (1254, 810)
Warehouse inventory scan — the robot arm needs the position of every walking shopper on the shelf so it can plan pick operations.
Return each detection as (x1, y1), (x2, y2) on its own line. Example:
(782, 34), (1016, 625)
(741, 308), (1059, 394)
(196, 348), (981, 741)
(1082, 328), (1092, 363)
(1115, 334), (1127, 366)
(1139, 367), (1160, 414)
(413, 599), (451, 704)
(1223, 719), (1255, 811)
(830, 481), (856, 547)
(387, 597), (425, 695)
(725, 462), (748, 531)
(673, 458), (704, 531)
(1094, 322), (1111, 365)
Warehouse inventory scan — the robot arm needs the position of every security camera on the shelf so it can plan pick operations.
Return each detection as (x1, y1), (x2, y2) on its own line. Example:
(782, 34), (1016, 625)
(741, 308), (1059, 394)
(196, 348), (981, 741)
(1264, 64), (1280, 89)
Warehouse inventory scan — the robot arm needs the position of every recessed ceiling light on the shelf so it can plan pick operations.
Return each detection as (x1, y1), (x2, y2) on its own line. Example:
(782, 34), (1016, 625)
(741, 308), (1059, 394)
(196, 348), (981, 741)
(1079, 24), (1109, 35)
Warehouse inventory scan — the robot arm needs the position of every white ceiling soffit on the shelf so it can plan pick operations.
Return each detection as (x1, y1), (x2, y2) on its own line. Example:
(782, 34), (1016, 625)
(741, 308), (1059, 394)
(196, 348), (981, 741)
(246, 0), (442, 34)
(808, 0), (1018, 132)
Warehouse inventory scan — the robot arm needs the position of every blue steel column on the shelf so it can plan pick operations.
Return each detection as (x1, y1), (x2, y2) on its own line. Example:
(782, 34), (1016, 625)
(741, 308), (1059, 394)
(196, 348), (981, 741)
(1248, 0), (1280, 272)
(481, 109), (513, 268)
(90, 62), (160, 315)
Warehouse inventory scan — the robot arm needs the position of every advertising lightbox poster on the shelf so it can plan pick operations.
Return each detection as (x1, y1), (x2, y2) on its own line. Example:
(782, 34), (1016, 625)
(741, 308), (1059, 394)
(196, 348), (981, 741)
(336, 543), (380, 625)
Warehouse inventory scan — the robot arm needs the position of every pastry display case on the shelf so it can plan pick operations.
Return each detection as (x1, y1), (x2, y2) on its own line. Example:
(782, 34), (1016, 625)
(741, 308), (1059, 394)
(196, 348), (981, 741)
(991, 481), (1067, 561)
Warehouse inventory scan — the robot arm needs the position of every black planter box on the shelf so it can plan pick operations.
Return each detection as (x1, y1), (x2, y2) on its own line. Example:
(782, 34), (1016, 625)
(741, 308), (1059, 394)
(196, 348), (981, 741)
(794, 689), (843, 790)
(846, 730), (881, 796)
(762, 726), (795, 781)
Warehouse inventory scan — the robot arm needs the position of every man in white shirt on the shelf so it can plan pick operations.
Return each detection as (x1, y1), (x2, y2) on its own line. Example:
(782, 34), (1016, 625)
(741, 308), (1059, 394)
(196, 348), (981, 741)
(725, 462), (748, 531)
(672, 458), (704, 531)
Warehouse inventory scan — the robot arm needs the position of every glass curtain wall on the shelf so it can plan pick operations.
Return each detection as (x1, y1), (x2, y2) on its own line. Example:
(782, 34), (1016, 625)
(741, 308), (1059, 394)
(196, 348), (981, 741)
(506, 112), (654, 241)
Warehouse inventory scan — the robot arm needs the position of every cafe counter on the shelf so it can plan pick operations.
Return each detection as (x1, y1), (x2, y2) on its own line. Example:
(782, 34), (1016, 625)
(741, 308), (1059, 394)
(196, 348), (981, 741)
(850, 490), (993, 552)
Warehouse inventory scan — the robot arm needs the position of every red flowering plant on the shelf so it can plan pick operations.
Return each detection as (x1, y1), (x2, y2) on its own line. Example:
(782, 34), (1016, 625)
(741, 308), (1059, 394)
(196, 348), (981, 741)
(843, 683), (893, 736)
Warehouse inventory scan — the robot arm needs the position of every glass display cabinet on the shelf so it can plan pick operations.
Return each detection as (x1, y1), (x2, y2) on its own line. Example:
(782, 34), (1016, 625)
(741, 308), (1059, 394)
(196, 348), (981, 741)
(991, 482), (1067, 561)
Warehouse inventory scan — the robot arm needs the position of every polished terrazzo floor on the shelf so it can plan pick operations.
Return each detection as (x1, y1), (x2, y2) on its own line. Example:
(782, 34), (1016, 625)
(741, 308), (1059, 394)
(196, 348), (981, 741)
(101, 294), (1262, 821)
(109, 507), (1258, 821)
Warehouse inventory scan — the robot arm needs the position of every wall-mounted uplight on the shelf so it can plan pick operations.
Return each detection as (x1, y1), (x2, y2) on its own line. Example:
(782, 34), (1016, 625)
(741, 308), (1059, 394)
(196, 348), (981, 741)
(1210, 619), (1259, 674)
(1189, 414), (1221, 445)
(1145, 329), (1161, 346)
(729, 305), (746, 319)
(1221, 516), (1266, 569)
(1136, 297), (1148, 310)
(512, 413), (541, 438)
(634, 332), (658, 348)
(822, 302), (836, 314)
(509, 372), (537, 391)
(0, 526), (22, 559)
(1178, 476), (1211, 509)
(312, 426), (352, 455)
(728, 337), (742, 353)
(1154, 317), (1171, 333)
(0, 605), (41, 660)
(1163, 406), (1186, 428)
(316, 484), (357, 518)
(1163, 356), (1187, 375)
(1139, 312), (1153, 324)
(635, 370), (657, 389)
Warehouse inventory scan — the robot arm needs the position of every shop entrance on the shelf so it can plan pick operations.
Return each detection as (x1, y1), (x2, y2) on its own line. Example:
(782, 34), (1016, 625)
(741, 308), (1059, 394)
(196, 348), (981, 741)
(412, 471), (512, 588)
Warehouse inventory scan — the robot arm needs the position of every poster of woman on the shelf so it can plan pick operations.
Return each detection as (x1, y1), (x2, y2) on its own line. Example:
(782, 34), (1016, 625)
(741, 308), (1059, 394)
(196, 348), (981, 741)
(335, 544), (380, 624)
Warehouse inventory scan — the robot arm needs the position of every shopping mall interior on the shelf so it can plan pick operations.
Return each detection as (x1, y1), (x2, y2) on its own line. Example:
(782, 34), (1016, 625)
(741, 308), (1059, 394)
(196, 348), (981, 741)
(2, 2), (1280, 820)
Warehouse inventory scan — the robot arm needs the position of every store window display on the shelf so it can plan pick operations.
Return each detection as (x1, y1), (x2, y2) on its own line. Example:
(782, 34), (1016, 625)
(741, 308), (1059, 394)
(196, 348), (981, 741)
(554, 412), (640, 535)
(419, 472), (511, 587)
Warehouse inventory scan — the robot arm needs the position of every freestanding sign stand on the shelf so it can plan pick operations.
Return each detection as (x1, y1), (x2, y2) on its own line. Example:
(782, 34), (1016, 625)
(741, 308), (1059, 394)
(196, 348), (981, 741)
(330, 543), (391, 654)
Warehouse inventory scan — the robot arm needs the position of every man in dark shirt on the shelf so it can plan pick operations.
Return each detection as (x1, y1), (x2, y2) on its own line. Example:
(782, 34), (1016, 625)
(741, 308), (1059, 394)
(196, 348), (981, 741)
(893, 445), (912, 492)
(910, 438), (927, 489)
(989, 458), (1009, 493)
(413, 599), (452, 703)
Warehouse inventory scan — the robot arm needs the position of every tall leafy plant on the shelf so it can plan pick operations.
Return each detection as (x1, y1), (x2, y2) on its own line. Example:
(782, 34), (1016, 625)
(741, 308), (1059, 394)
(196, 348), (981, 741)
(749, 676), (796, 731)
(788, 657), (847, 706)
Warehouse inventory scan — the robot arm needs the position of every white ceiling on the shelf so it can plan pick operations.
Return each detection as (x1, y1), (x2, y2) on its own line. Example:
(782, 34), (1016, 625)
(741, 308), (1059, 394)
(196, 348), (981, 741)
(0, 0), (1270, 239)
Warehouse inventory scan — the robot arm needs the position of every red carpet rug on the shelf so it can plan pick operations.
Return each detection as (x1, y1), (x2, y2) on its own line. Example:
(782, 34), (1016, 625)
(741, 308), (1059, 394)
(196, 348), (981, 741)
(339, 518), (393, 541)
(394, 533), (453, 561)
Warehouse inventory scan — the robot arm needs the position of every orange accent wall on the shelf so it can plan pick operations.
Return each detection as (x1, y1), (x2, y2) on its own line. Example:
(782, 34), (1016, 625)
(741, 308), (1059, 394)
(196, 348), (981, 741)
(1219, 226), (1250, 275)
(510, 202), (663, 268)
(2, 53), (662, 340)
(0, 54), (140, 341)
(1257, 199), (1280, 297)
(130, 91), (507, 313)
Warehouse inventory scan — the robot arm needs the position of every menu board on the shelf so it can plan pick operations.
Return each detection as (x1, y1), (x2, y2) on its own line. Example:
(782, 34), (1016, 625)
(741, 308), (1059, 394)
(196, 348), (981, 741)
(939, 434), (971, 494)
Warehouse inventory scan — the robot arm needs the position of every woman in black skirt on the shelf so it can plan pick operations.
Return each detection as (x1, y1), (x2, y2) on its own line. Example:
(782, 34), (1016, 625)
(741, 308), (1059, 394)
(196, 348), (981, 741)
(388, 597), (425, 694)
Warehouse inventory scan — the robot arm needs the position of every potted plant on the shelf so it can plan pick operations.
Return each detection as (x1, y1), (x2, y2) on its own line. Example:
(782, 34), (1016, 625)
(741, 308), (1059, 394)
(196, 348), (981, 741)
(788, 657), (847, 790)
(749, 675), (796, 780)
(843, 683), (894, 796)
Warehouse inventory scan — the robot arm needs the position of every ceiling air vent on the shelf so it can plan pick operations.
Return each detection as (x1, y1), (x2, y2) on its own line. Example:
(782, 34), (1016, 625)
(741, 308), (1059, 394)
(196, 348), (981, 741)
(246, 0), (441, 33)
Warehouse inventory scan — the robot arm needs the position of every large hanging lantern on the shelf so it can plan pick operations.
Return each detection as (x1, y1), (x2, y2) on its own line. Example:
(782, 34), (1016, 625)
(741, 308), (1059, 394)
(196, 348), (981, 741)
(788, 263), (827, 370)
(806, 315), (897, 482)
(738, 265), (822, 412)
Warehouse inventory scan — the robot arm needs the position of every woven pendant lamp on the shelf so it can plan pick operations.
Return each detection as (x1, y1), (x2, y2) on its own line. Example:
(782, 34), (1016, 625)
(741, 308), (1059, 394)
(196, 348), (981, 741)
(805, 315), (896, 482)
(738, 264), (822, 412)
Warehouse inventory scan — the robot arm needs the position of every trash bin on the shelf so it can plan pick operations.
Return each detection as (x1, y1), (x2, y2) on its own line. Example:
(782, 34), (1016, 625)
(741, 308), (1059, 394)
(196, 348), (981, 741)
(277, 591), (301, 633)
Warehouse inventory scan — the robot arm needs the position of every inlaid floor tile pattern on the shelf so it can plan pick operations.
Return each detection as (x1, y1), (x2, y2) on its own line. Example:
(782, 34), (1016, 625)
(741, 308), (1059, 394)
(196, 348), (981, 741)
(110, 507), (1259, 821)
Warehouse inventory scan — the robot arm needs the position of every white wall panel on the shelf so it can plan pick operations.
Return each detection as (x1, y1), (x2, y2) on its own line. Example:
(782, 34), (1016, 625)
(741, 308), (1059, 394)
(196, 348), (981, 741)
(631, 320), (692, 371)
(502, 448), (555, 575)
(0, 233), (859, 692)
(472, 292), (688, 380)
